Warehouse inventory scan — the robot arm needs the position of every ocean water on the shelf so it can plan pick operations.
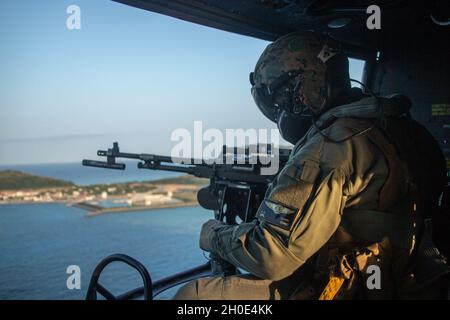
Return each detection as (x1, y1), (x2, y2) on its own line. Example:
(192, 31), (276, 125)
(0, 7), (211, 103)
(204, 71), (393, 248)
(0, 162), (182, 185)
(0, 162), (212, 300)
(0, 203), (212, 300)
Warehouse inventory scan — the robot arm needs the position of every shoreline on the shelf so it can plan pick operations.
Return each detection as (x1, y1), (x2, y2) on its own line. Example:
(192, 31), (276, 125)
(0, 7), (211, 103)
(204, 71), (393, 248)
(0, 199), (201, 215)
(0, 200), (68, 206)
(73, 201), (200, 216)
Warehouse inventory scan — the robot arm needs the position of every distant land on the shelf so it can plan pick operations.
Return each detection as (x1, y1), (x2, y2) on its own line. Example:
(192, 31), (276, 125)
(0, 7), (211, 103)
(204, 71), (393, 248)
(0, 170), (74, 190)
(0, 170), (208, 215)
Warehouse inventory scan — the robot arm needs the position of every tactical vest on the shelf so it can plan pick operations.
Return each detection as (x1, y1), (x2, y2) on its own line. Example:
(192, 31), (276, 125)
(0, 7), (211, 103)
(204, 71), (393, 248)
(293, 116), (449, 300)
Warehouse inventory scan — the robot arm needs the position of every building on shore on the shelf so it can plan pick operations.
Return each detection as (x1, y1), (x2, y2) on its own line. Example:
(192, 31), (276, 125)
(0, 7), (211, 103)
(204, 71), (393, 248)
(127, 192), (174, 206)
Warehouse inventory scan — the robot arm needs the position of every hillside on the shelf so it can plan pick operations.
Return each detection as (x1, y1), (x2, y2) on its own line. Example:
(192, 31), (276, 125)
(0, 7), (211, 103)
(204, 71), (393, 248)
(151, 174), (209, 186)
(0, 170), (75, 190)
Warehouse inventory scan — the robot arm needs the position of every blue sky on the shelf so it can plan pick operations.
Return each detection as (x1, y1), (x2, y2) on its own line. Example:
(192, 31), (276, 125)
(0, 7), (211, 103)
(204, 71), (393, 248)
(0, 0), (364, 165)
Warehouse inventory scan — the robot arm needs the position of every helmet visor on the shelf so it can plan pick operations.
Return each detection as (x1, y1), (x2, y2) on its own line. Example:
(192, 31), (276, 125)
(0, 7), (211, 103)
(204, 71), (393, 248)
(251, 84), (278, 122)
(250, 70), (307, 123)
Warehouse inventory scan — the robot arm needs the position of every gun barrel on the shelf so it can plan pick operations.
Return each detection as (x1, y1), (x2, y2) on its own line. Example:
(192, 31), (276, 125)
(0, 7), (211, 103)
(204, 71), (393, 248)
(82, 159), (126, 170)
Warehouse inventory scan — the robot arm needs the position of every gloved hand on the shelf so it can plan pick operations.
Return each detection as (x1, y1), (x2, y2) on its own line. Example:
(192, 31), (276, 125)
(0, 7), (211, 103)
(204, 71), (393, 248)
(199, 219), (225, 252)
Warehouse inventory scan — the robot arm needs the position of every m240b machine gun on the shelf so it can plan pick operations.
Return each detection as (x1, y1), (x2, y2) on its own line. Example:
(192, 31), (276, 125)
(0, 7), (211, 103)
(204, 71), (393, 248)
(82, 142), (291, 300)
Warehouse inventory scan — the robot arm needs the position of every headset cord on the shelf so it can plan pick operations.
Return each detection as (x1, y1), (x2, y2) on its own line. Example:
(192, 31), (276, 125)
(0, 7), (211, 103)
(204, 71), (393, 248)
(310, 78), (380, 144)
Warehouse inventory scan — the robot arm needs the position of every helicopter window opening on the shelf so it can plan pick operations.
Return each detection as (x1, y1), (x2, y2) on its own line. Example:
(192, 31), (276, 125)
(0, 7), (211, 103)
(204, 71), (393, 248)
(349, 58), (366, 88)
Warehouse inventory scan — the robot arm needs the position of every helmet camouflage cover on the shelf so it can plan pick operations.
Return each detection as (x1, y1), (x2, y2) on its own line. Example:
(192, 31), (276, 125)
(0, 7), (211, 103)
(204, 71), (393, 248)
(250, 31), (342, 121)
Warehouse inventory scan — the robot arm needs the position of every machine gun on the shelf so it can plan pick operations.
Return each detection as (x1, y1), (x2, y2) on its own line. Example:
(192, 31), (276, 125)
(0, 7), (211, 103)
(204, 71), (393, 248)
(82, 142), (291, 300)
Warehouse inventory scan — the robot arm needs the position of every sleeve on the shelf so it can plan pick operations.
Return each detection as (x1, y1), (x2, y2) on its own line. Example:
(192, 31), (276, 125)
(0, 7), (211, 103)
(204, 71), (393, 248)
(207, 137), (350, 281)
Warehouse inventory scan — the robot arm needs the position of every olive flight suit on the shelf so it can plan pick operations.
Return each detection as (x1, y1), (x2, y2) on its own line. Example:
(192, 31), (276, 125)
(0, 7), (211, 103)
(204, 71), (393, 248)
(174, 95), (449, 300)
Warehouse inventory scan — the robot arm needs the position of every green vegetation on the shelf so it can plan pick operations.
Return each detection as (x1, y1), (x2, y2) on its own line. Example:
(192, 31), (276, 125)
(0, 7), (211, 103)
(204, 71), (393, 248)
(0, 170), (206, 193)
(0, 170), (75, 190)
(82, 182), (157, 196)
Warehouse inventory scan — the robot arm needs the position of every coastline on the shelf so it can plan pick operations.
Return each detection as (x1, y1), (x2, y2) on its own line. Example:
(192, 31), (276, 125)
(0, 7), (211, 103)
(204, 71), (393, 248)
(0, 199), (201, 216)
(0, 173), (208, 215)
(0, 200), (68, 206)
(71, 200), (200, 216)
